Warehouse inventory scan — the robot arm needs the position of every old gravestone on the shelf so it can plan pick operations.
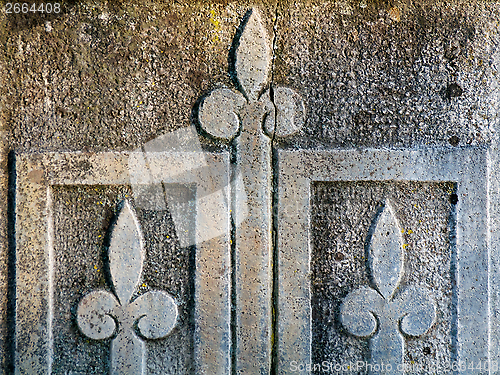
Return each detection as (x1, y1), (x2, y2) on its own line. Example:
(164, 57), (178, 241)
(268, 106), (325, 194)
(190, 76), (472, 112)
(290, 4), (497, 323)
(1, 1), (500, 374)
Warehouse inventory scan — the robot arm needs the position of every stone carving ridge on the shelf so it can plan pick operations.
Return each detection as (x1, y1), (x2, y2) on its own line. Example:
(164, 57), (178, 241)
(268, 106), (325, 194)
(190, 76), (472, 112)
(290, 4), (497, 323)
(369, 203), (403, 300)
(340, 202), (435, 374)
(234, 8), (271, 102)
(77, 201), (177, 374)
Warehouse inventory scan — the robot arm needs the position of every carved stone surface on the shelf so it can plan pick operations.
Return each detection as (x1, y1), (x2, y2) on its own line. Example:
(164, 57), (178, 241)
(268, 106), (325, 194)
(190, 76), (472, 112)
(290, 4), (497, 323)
(76, 201), (178, 374)
(273, 2), (500, 150)
(340, 202), (436, 373)
(197, 9), (304, 374)
(3, 2), (500, 374)
(316, 186), (444, 374)
(277, 148), (488, 373)
(15, 151), (230, 374)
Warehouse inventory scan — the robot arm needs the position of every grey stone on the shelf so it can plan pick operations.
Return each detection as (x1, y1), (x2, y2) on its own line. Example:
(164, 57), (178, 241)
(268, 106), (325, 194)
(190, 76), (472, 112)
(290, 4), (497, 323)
(263, 86), (306, 138)
(196, 9), (304, 373)
(277, 147), (488, 373)
(339, 203), (436, 373)
(233, 9), (272, 102)
(76, 201), (178, 374)
(2, 2), (500, 374)
(273, 1), (500, 151)
(15, 151), (230, 374)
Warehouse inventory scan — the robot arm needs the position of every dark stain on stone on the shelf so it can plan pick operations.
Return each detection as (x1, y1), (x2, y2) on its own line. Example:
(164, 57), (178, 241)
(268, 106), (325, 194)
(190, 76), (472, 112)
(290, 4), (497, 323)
(56, 107), (69, 118)
(334, 252), (344, 262)
(187, 69), (207, 89)
(450, 193), (458, 205)
(446, 83), (463, 98)
(423, 346), (432, 355)
(448, 135), (460, 147)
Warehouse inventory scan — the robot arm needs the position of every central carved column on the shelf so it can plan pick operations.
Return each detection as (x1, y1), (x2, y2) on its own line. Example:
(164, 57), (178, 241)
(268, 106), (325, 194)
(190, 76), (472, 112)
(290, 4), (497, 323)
(234, 101), (273, 374)
(198, 9), (304, 373)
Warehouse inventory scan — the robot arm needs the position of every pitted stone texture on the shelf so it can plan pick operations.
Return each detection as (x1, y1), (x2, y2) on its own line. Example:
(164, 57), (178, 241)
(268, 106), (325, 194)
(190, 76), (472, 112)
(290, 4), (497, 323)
(340, 203), (435, 373)
(233, 8), (272, 101)
(367, 203), (403, 300)
(16, 151), (231, 374)
(311, 181), (454, 373)
(274, 1), (500, 150)
(77, 201), (178, 374)
(263, 87), (306, 137)
(199, 88), (246, 140)
(195, 8), (305, 374)
(0, 1), (277, 153)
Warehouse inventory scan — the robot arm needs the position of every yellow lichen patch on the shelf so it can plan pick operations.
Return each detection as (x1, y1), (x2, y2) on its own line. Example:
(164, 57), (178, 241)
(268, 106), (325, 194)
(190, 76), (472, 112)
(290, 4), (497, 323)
(408, 229), (413, 234)
(388, 7), (401, 22)
(209, 9), (222, 43)
(403, 244), (408, 249)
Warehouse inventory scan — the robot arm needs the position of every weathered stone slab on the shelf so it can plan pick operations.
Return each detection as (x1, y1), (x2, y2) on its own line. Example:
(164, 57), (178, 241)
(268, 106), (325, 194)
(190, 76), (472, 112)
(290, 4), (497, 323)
(273, 2), (500, 150)
(277, 147), (489, 373)
(315, 181), (447, 373)
(15, 150), (230, 374)
(2, 2), (500, 374)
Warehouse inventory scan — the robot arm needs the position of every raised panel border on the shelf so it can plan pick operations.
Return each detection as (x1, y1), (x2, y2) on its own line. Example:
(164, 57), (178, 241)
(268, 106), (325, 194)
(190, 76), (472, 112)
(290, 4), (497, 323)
(277, 147), (490, 374)
(15, 151), (231, 374)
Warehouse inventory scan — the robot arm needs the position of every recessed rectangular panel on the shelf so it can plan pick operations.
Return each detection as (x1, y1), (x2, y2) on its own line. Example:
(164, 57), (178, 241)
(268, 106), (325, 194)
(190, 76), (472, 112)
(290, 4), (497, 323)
(277, 148), (488, 374)
(15, 152), (231, 375)
(50, 185), (195, 373)
(311, 181), (456, 372)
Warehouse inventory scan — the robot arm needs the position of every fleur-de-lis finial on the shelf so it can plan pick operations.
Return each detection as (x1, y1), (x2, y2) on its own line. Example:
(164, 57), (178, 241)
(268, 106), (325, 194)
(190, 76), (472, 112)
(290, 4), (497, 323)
(233, 8), (272, 102)
(340, 202), (436, 374)
(77, 201), (178, 374)
(369, 203), (404, 300)
(198, 8), (306, 141)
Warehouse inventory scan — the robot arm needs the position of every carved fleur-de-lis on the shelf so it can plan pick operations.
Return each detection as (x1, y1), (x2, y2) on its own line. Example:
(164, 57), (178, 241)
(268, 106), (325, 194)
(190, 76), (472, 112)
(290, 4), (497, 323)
(340, 202), (436, 374)
(196, 9), (307, 373)
(198, 8), (305, 140)
(77, 201), (178, 375)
